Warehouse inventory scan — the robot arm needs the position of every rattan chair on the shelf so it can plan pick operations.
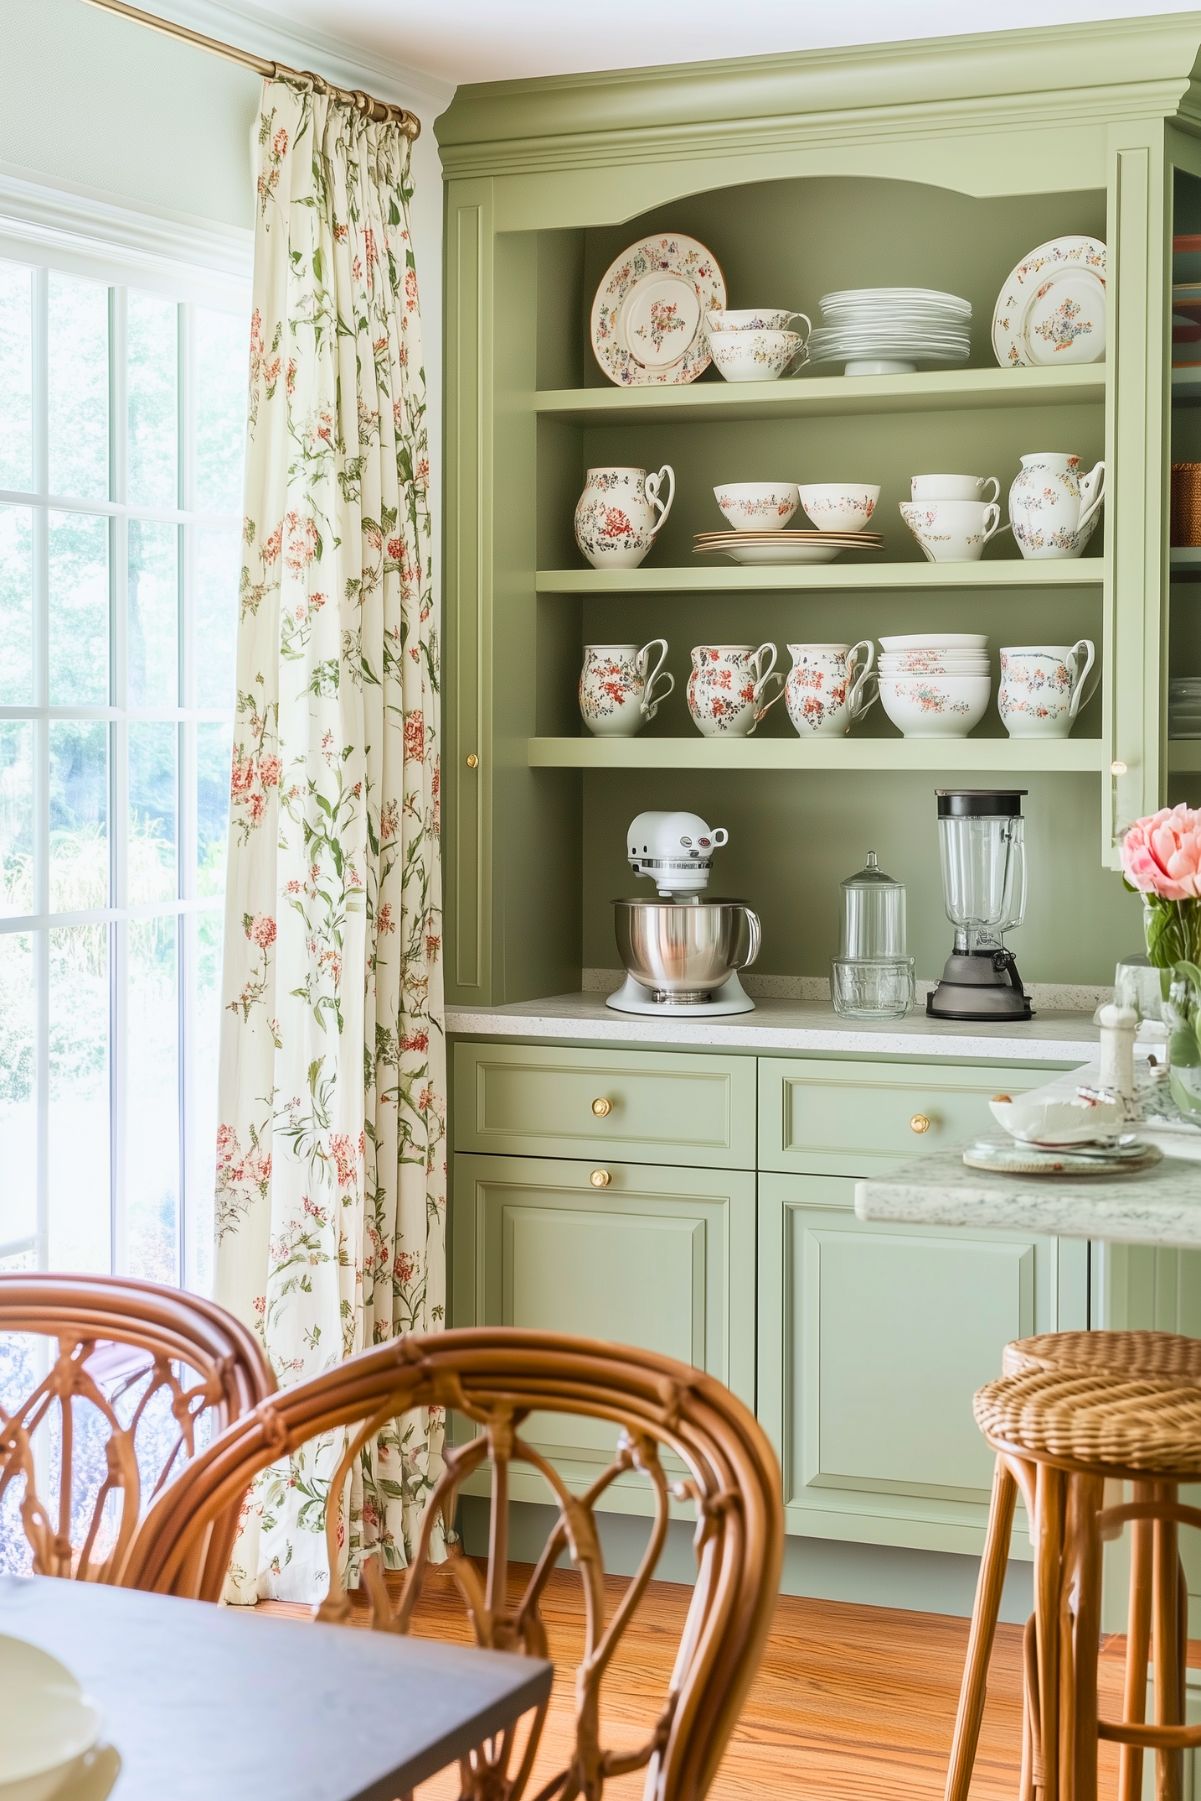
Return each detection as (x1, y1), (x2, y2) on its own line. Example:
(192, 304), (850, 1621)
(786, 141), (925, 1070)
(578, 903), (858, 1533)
(0, 1271), (275, 1585)
(946, 1330), (1201, 1801)
(127, 1328), (784, 1801)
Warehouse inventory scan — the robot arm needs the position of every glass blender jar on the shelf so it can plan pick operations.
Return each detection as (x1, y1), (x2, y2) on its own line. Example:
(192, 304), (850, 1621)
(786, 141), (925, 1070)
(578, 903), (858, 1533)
(830, 850), (915, 1019)
(926, 789), (1032, 1021)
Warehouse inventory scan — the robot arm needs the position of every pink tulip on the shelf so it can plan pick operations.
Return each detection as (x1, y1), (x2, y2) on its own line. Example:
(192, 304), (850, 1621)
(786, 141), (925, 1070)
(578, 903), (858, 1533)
(1121, 803), (1201, 900)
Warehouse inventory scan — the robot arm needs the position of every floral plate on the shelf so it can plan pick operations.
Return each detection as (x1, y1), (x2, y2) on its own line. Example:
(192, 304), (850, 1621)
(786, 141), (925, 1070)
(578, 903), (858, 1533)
(991, 236), (1107, 368)
(591, 234), (726, 387)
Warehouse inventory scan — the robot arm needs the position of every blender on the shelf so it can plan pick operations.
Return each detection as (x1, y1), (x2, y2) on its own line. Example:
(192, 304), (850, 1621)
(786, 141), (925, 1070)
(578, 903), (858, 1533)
(926, 789), (1033, 1021)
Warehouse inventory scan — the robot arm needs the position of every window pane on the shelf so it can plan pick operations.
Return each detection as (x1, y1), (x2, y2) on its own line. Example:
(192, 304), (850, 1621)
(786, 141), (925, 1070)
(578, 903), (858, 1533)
(193, 526), (239, 709)
(0, 505), (33, 705)
(48, 272), (109, 502)
(49, 720), (107, 913)
(127, 290), (178, 510)
(196, 720), (231, 898)
(0, 722), (34, 917)
(129, 722), (176, 906)
(127, 520), (177, 707)
(48, 923), (110, 1271)
(186, 909), (222, 1293)
(0, 932), (35, 1247)
(0, 264), (33, 493)
(194, 306), (246, 515)
(49, 510), (109, 706)
(125, 916), (178, 1283)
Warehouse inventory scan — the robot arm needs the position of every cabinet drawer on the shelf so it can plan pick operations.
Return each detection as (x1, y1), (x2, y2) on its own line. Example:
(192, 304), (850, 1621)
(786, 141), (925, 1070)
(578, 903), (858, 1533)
(453, 1041), (756, 1169)
(758, 1056), (1065, 1177)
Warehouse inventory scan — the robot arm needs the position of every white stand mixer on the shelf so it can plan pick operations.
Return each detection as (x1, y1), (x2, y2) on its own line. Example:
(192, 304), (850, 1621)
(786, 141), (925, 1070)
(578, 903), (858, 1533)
(606, 810), (760, 1017)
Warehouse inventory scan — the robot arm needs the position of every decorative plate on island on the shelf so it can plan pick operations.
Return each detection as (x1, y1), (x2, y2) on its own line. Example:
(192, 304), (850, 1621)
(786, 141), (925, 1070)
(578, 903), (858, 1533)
(991, 236), (1107, 368)
(591, 235), (726, 387)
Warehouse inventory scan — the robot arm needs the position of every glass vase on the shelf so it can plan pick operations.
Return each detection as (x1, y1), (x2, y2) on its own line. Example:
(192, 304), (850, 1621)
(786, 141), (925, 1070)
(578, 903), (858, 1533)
(1164, 969), (1201, 1123)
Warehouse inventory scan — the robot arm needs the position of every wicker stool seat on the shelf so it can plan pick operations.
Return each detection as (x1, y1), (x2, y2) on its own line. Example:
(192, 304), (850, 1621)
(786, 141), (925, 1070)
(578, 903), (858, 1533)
(1003, 1328), (1201, 1382)
(974, 1367), (1201, 1477)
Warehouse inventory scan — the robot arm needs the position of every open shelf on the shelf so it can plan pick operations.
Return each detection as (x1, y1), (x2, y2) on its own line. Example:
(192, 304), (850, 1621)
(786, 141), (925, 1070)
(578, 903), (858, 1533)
(528, 736), (1107, 772)
(533, 364), (1106, 426)
(537, 561), (1104, 594)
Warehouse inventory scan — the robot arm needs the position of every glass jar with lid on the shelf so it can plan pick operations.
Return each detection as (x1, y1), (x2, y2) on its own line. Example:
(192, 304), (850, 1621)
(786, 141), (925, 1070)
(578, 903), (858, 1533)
(831, 849), (915, 1019)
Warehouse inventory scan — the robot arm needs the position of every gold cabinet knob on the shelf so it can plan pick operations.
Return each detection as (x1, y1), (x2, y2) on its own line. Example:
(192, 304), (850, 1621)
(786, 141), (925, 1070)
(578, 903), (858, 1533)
(591, 1097), (612, 1118)
(909, 1113), (932, 1135)
(590, 1169), (612, 1188)
(465, 753), (479, 769)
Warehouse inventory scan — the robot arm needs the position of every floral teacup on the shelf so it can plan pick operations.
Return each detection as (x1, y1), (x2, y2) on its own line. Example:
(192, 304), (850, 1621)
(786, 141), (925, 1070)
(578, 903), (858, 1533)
(783, 640), (877, 737)
(687, 643), (781, 737)
(899, 499), (1001, 563)
(579, 640), (673, 738)
(708, 330), (807, 384)
(998, 640), (1097, 738)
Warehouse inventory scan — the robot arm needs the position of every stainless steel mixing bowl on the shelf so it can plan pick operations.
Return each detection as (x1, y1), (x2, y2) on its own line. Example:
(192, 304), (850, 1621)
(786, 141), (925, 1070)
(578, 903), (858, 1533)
(613, 898), (761, 1001)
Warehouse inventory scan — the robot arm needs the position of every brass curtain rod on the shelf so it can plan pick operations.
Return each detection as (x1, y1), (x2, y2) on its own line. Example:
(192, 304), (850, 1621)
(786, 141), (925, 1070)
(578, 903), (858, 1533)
(80, 0), (421, 138)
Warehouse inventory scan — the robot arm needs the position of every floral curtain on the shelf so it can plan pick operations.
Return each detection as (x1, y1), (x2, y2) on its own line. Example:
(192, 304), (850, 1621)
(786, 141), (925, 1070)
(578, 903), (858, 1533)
(214, 77), (446, 1604)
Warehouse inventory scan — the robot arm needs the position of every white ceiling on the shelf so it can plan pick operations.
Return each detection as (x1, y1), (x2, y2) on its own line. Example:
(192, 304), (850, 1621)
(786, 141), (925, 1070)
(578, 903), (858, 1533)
(240, 0), (1201, 87)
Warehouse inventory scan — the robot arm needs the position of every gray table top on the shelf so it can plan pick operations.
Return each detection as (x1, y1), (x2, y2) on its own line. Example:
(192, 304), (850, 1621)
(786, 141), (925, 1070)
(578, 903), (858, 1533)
(0, 1576), (552, 1801)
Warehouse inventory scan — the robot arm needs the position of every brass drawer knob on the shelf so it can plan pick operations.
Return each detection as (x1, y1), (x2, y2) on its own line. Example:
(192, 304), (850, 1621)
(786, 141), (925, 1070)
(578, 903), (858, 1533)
(590, 1169), (612, 1188)
(591, 1097), (613, 1118)
(909, 1113), (932, 1135)
(465, 753), (479, 769)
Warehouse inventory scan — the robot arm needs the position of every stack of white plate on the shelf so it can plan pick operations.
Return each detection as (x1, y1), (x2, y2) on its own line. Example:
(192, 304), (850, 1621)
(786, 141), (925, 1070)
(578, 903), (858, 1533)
(809, 288), (972, 377)
(877, 633), (991, 739)
(1170, 676), (1201, 738)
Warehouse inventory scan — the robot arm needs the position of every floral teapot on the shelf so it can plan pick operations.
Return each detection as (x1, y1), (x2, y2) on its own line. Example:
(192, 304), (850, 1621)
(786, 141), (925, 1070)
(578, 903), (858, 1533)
(1008, 453), (1105, 561)
(574, 465), (675, 570)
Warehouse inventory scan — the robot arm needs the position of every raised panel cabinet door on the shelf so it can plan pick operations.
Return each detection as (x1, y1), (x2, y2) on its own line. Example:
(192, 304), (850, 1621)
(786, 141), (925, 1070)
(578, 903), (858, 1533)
(451, 1153), (756, 1512)
(452, 1041), (756, 1169)
(757, 1056), (1064, 1177)
(757, 1172), (1088, 1555)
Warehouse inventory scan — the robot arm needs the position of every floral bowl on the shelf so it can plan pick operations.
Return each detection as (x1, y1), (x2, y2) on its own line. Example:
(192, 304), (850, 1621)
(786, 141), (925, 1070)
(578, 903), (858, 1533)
(712, 482), (800, 530)
(707, 307), (810, 336)
(709, 329), (805, 383)
(878, 674), (991, 738)
(798, 483), (880, 533)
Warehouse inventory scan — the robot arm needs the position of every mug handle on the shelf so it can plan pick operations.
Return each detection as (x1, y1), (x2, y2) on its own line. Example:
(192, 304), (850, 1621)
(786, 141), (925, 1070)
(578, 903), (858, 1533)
(980, 475), (1000, 504)
(1067, 638), (1098, 719)
(849, 671), (879, 724)
(981, 502), (1002, 544)
(845, 638), (876, 709)
(751, 642), (779, 699)
(791, 311), (813, 349)
(637, 638), (671, 717)
(749, 671), (785, 731)
(1078, 461), (1106, 533)
(644, 466), (675, 538)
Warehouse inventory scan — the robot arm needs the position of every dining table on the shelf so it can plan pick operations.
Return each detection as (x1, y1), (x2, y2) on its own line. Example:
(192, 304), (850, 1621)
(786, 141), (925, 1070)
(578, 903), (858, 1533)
(0, 1575), (553, 1801)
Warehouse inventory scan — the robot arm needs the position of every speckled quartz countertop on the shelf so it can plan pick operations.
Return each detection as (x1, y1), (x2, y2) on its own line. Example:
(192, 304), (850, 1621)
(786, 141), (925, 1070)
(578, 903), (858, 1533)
(855, 1146), (1201, 1249)
(445, 992), (1102, 1064)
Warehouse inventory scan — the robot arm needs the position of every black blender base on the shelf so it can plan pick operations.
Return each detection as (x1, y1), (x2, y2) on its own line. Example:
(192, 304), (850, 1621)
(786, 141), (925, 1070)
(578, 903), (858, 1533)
(926, 991), (1034, 1022)
(927, 951), (1034, 1022)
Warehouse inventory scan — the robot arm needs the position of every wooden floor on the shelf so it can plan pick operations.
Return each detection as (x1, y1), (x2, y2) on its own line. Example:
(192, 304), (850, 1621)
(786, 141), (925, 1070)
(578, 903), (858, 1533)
(263, 1564), (1170, 1800)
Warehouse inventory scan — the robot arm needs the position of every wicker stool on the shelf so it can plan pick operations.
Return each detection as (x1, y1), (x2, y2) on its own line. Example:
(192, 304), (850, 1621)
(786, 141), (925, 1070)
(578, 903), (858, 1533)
(947, 1333), (1201, 1801)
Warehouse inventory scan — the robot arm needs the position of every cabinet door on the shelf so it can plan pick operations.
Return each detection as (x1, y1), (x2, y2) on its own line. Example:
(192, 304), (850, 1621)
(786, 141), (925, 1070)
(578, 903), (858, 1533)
(757, 1172), (1088, 1555)
(452, 1153), (756, 1512)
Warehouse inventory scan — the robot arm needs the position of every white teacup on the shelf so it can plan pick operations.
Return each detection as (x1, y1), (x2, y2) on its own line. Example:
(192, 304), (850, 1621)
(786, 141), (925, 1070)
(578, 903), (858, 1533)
(687, 643), (781, 737)
(578, 641), (673, 738)
(782, 640), (877, 737)
(899, 499), (1001, 563)
(910, 473), (1000, 503)
(998, 640), (1098, 738)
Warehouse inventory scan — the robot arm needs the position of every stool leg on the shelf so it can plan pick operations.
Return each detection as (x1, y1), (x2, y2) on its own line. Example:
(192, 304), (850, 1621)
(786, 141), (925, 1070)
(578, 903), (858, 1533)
(1119, 1482), (1155, 1801)
(1153, 1492), (1184, 1801)
(1022, 1613), (1042, 1801)
(1067, 1474), (1105, 1801)
(1033, 1462), (1066, 1801)
(945, 1456), (1020, 1801)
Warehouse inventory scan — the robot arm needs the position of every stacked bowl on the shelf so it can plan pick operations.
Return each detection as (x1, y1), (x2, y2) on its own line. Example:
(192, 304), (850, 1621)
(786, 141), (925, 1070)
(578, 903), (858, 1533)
(878, 633), (991, 739)
(808, 288), (972, 376)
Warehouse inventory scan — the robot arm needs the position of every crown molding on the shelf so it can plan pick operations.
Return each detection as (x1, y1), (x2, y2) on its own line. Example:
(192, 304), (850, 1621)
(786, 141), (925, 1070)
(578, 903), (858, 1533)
(129, 0), (454, 113)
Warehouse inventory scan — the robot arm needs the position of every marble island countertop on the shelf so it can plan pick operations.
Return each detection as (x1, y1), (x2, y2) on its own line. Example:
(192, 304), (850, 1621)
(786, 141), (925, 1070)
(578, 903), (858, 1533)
(856, 1145), (1201, 1249)
(445, 992), (1104, 1064)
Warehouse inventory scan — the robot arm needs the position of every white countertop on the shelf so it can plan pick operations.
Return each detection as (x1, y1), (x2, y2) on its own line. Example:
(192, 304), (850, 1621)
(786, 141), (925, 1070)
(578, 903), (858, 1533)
(446, 992), (1101, 1063)
(855, 1146), (1201, 1249)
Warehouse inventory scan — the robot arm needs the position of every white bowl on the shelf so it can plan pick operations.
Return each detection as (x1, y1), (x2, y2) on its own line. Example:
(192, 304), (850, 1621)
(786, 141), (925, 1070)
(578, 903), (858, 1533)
(879, 659), (989, 676)
(709, 329), (805, 383)
(797, 483), (880, 533)
(879, 674), (991, 738)
(879, 633), (988, 651)
(712, 482), (800, 530)
(0, 1637), (104, 1801)
(989, 1093), (1126, 1146)
(708, 308), (808, 335)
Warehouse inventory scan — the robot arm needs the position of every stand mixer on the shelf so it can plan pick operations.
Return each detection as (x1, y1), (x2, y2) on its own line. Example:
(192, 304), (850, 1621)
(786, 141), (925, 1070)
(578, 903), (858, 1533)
(607, 810), (761, 1017)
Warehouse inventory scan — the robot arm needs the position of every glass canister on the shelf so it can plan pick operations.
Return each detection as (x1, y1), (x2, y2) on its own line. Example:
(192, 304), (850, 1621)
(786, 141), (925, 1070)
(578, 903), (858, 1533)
(831, 849), (915, 1019)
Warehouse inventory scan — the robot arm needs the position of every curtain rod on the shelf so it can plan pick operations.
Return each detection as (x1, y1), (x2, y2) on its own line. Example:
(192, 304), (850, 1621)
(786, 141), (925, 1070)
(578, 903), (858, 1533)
(80, 0), (421, 138)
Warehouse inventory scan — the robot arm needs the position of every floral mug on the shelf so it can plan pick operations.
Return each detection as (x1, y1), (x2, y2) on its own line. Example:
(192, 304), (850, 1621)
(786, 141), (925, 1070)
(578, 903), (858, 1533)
(574, 465), (675, 570)
(686, 643), (781, 737)
(578, 641), (673, 738)
(998, 639), (1097, 738)
(783, 640), (877, 737)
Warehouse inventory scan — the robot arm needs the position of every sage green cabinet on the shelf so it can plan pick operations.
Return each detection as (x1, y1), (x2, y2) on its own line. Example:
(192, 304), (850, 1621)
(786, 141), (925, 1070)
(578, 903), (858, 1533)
(756, 1172), (1089, 1554)
(451, 1151), (756, 1512)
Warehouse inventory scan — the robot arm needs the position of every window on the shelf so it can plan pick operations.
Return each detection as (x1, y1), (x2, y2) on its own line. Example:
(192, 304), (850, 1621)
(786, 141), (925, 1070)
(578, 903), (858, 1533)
(0, 247), (248, 1294)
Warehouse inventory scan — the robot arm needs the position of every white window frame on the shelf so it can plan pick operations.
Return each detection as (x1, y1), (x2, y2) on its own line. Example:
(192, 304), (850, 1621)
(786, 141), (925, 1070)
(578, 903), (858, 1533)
(0, 176), (252, 1289)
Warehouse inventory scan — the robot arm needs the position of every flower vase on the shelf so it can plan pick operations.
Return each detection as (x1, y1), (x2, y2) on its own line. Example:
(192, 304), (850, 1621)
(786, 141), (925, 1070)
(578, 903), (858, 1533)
(1164, 969), (1201, 1123)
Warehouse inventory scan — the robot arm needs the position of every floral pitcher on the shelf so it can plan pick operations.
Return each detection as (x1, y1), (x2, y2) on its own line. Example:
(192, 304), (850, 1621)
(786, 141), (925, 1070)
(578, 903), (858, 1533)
(1008, 453), (1105, 560)
(686, 643), (781, 737)
(574, 465), (675, 569)
(578, 640), (673, 737)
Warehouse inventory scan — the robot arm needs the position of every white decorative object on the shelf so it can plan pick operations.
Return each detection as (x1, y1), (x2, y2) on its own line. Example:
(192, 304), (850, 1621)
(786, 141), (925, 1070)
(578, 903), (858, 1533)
(998, 640), (1098, 738)
(574, 465), (674, 569)
(687, 643), (780, 737)
(783, 641), (877, 737)
(1008, 453), (1105, 560)
(1098, 1000), (1139, 1107)
(991, 236), (1107, 368)
(578, 641), (673, 737)
(0, 1635), (116, 1801)
(591, 234), (725, 387)
(899, 498), (1001, 562)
